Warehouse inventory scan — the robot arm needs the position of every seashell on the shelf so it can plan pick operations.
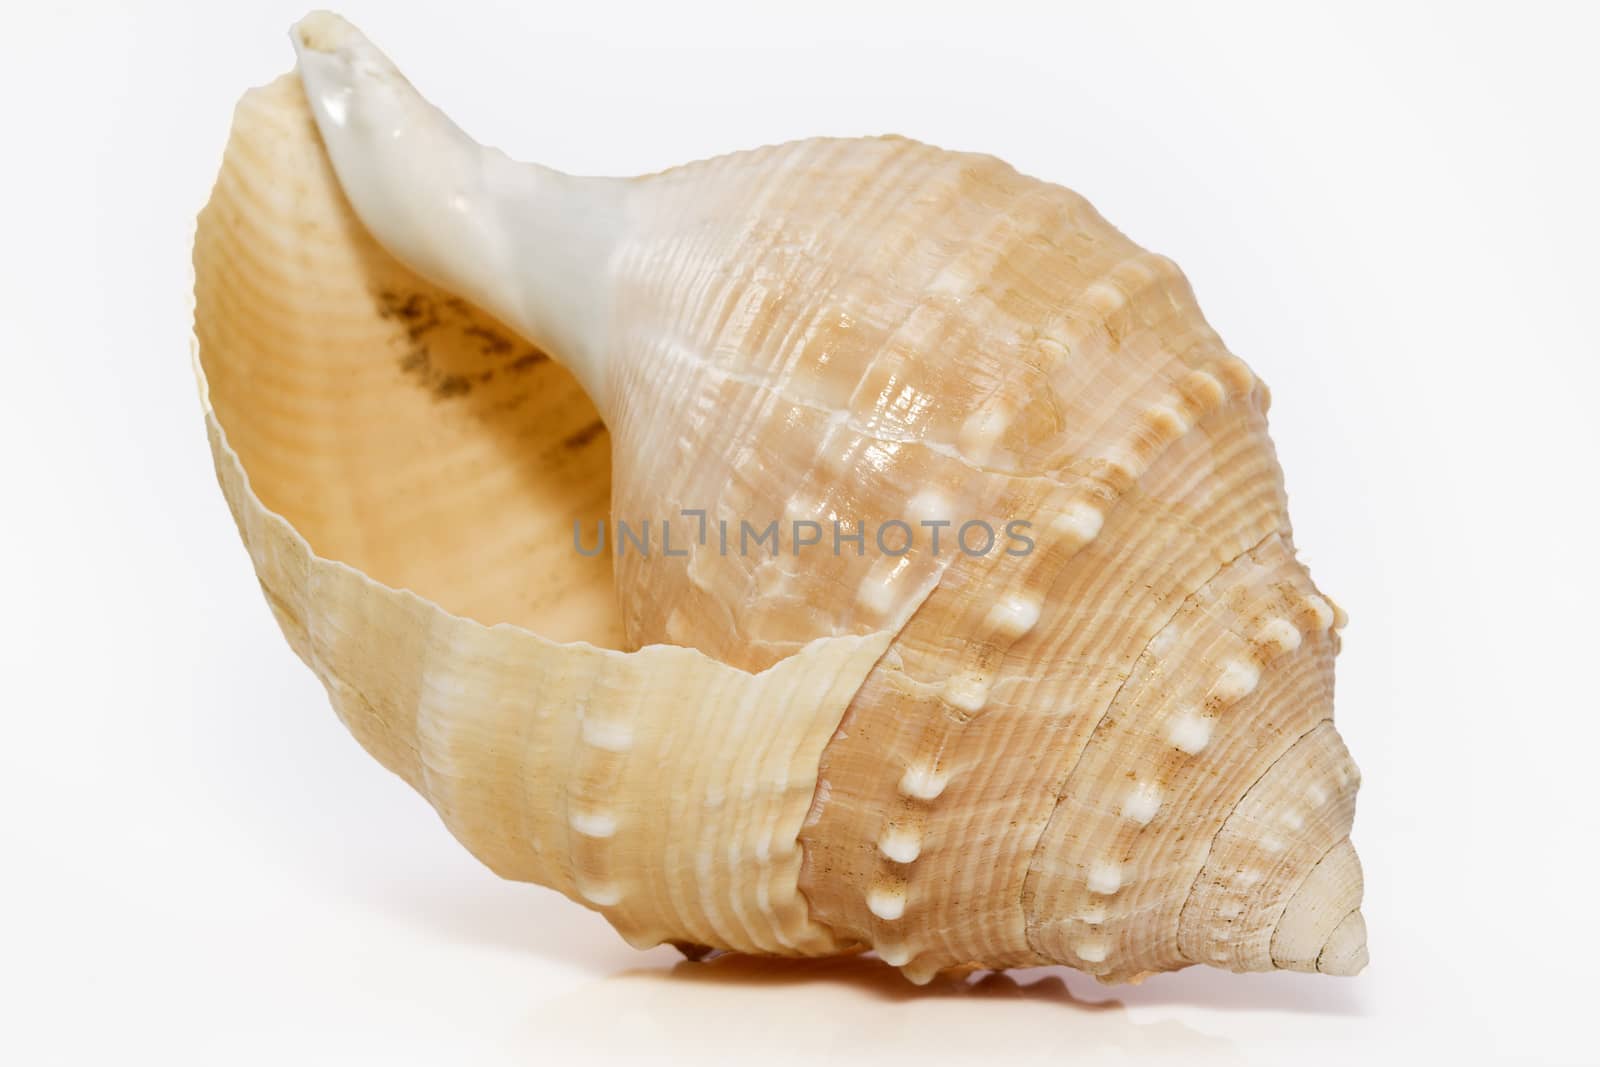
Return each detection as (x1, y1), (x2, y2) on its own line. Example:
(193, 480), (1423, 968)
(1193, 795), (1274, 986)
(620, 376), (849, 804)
(192, 11), (1366, 984)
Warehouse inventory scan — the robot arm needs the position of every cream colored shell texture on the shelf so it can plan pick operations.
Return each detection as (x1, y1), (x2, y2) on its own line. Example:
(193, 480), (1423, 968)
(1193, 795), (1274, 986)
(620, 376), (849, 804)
(194, 12), (1366, 985)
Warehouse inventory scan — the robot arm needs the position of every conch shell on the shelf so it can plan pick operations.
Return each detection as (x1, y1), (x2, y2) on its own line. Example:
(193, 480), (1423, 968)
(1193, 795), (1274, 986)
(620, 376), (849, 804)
(193, 11), (1366, 984)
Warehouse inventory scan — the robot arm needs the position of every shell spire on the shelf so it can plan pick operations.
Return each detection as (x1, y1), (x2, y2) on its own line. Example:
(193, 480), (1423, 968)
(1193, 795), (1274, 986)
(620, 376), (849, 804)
(193, 10), (1366, 986)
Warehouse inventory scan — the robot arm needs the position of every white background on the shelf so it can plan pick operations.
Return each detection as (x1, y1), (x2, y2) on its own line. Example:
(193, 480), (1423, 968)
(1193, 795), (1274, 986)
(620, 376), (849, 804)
(3, 1), (1596, 1063)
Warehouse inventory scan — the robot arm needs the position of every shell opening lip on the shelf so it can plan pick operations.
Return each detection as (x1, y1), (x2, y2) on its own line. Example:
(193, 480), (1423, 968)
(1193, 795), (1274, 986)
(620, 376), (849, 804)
(195, 346), (890, 678)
